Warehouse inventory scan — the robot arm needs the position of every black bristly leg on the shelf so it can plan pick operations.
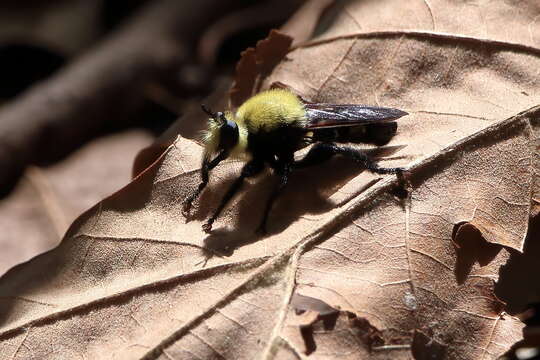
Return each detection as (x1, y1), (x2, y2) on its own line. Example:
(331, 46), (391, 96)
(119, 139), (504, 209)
(256, 157), (293, 234)
(202, 159), (265, 233)
(182, 150), (228, 216)
(294, 143), (402, 174)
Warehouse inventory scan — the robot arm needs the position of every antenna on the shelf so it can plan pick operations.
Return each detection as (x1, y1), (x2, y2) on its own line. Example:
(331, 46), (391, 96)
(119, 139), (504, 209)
(200, 104), (215, 118)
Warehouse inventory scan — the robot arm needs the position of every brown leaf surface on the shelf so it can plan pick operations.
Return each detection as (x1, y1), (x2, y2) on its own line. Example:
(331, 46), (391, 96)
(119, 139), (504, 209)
(1, 1), (539, 359)
(0, 130), (153, 276)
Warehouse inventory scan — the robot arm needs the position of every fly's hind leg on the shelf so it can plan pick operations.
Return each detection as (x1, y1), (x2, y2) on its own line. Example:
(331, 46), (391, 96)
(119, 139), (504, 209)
(294, 142), (402, 174)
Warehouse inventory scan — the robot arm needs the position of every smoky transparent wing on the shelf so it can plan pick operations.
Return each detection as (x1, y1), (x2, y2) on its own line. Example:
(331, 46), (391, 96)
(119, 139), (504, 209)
(304, 104), (408, 129)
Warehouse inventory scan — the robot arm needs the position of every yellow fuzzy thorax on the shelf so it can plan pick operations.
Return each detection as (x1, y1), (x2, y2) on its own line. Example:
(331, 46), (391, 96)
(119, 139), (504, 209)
(203, 89), (306, 159)
(235, 89), (306, 131)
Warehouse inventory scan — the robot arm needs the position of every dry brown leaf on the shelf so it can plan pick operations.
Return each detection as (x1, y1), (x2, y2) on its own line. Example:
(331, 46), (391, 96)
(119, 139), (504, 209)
(0, 130), (153, 276)
(280, 0), (337, 46)
(1, 1), (539, 359)
(229, 29), (293, 108)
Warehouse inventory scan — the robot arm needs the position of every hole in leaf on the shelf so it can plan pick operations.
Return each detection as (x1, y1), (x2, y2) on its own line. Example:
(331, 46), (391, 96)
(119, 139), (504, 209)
(299, 325), (317, 355)
(452, 221), (501, 284)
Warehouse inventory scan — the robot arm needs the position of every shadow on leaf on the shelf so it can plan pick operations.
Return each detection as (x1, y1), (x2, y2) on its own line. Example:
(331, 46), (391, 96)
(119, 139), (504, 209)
(196, 147), (404, 255)
(199, 157), (380, 255)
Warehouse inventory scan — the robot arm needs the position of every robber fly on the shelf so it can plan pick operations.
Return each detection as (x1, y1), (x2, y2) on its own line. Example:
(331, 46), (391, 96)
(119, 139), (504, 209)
(182, 88), (407, 233)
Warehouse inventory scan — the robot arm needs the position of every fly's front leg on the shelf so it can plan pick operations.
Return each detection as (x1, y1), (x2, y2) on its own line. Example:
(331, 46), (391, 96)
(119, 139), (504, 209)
(182, 150), (227, 217)
(202, 159), (265, 233)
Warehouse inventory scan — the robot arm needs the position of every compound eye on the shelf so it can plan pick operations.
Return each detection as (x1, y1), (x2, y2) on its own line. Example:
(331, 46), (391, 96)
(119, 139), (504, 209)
(218, 120), (239, 150)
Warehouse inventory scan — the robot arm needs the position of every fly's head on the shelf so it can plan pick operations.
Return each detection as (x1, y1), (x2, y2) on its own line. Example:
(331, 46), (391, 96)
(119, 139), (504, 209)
(201, 104), (239, 158)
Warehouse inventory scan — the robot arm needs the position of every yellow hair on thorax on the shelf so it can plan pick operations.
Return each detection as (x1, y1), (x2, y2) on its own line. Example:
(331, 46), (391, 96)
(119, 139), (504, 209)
(234, 89), (306, 132)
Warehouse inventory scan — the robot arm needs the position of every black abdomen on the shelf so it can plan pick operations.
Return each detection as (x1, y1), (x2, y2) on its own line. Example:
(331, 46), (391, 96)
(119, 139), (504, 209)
(312, 122), (397, 146)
